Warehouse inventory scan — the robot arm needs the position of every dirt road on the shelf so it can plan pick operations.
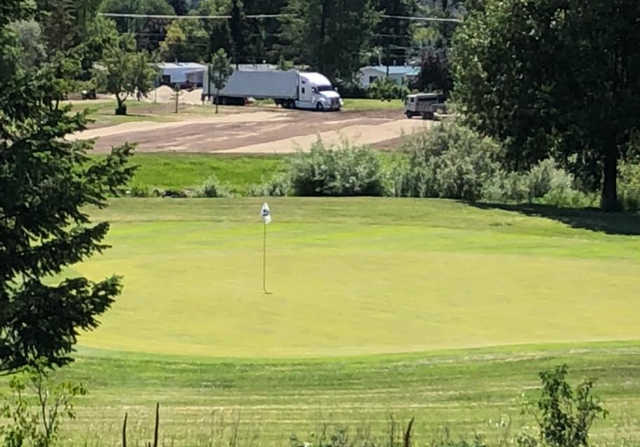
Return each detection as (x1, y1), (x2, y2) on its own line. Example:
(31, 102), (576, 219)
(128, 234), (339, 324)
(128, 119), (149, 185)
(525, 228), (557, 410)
(76, 108), (431, 154)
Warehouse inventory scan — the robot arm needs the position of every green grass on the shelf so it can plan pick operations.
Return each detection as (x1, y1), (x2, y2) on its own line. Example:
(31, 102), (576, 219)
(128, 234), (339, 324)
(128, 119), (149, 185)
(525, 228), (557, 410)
(341, 98), (405, 111)
(5, 198), (640, 445)
(78, 198), (640, 358)
(70, 100), (220, 128)
(114, 153), (289, 194)
(107, 152), (403, 196)
(45, 342), (640, 445)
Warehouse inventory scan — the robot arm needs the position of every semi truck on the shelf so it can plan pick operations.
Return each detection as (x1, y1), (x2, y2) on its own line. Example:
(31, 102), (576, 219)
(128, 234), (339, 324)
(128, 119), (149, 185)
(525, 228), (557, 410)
(203, 69), (342, 111)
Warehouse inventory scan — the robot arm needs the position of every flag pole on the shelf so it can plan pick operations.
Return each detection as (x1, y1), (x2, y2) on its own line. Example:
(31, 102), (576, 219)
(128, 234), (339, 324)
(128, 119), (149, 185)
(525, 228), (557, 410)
(263, 221), (267, 294)
(260, 202), (271, 294)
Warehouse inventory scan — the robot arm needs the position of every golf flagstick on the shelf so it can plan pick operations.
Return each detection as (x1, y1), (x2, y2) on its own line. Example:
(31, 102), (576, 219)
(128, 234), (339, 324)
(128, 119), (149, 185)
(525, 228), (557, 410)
(260, 203), (272, 294)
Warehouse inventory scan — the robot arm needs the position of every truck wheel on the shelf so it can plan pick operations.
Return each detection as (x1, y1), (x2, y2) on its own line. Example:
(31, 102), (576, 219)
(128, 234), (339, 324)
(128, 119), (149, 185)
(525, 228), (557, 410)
(316, 103), (324, 112)
(422, 112), (434, 120)
(405, 112), (413, 119)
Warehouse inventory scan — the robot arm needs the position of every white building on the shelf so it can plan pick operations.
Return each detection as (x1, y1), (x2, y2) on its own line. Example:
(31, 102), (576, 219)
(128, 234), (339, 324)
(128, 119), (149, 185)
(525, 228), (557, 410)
(358, 65), (420, 88)
(157, 63), (207, 88)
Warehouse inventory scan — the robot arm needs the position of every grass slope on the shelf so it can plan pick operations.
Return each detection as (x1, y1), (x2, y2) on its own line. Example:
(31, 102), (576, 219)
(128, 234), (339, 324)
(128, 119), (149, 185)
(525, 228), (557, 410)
(51, 342), (640, 445)
(77, 198), (640, 358)
(122, 153), (288, 194)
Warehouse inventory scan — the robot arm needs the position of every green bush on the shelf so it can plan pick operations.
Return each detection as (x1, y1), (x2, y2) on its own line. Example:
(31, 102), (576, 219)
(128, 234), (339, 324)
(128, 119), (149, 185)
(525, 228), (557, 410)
(195, 175), (230, 198)
(0, 364), (86, 447)
(619, 162), (640, 211)
(289, 140), (386, 197)
(394, 123), (501, 201)
(481, 159), (592, 206)
(128, 184), (151, 197)
(248, 174), (291, 197)
(368, 77), (409, 101)
(520, 365), (607, 447)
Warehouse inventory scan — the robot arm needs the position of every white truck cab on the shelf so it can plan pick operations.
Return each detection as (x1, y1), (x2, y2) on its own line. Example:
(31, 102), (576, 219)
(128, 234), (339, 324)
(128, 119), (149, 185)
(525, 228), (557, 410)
(298, 72), (342, 111)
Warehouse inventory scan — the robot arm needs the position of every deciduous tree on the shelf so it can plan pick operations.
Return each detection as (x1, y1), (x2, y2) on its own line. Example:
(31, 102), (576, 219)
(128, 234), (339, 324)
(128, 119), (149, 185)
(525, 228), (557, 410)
(208, 48), (233, 113)
(452, 0), (640, 210)
(94, 33), (158, 115)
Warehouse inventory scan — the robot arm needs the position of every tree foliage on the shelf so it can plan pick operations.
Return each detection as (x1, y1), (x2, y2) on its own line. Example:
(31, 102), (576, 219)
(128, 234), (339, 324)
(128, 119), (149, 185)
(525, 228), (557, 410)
(208, 48), (233, 113)
(373, 0), (417, 66)
(1, 3), (135, 373)
(196, 0), (232, 59)
(6, 20), (46, 71)
(159, 20), (209, 62)
(280, 0), (379, 82)
(100, 0), (175, 51)
(94, 33), (158, 115)
(229, 0), (247, 67)
(452, 0), (640, 210)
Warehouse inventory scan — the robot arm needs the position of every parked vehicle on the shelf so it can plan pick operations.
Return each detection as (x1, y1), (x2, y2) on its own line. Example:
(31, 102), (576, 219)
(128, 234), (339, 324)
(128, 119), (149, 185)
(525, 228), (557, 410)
(203, 70), (342, 111)
(405, 93), (446, 119)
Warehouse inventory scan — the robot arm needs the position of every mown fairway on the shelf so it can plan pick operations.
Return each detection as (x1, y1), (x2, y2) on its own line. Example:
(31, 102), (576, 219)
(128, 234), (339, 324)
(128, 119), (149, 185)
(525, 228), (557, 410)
(43, 198), (640, 444)
(79, 198), (640, 357)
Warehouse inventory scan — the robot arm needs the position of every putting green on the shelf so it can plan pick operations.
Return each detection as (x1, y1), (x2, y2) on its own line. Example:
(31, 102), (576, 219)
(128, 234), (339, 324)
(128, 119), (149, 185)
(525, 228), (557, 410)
(78, 198), (640, 357)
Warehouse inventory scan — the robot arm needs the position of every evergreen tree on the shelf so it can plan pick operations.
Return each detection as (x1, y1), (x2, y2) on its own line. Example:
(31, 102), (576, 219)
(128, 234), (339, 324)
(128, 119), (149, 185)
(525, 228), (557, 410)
(168, 0), (188, 15)
(197, 0), (232, 58)
(229, 0), (247, 67)
(1, 3), (135, 373)
(281, 0), (379, 82)
(373, 0), (418, 68)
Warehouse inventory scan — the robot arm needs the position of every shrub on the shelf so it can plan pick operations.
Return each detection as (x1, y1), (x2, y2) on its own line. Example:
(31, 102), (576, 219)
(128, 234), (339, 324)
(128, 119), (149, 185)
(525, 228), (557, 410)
(481, 159), (589, 206)
(520, 365), (607, 447)
(248, 174), (292, 197)
(368, 77), (409, 101)
(334, 80), (368, 99)
(394, 123), (501, 201)
(619, 162), (640, 211)
(289, 140), (386, 197)
(0, 364), (86, 447)
(128, 183), (151, 197)
(195, 175), (230, 198)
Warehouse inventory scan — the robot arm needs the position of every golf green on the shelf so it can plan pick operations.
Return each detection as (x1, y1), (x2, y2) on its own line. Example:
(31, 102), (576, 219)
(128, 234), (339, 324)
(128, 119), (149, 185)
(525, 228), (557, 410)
(77, 198), (640, 358)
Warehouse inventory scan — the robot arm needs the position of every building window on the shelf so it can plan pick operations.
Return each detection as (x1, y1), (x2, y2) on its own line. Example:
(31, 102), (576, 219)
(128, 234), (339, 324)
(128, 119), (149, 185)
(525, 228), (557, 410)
(369, 76), (378, 84)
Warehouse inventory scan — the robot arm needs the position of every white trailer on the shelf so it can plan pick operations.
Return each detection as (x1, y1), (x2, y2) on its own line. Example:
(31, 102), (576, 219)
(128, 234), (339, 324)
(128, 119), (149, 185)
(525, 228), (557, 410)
(203, 69), (342, 111)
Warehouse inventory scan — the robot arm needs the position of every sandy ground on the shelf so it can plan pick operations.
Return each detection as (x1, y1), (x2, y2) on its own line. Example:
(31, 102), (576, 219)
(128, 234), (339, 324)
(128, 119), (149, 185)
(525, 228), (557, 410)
(75, 106), (432, 154)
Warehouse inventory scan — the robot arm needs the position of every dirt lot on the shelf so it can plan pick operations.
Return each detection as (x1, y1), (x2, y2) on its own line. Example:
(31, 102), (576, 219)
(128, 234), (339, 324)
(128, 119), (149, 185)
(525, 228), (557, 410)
(74, 107), (432, 154)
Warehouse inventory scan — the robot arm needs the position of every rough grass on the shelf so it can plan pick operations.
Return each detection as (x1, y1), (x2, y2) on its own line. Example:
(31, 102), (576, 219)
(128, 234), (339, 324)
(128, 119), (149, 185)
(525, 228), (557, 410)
(341, 98), (405, 111)
(49, 342), (640, 446)
(116, 153), (288, 194)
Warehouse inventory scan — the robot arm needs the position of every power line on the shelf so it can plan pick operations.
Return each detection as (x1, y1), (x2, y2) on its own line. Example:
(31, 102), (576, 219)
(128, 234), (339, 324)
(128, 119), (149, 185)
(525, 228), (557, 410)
(381, 14), (462, 23)
(99, 13), (291, 20)
(100, 12), (462, 23)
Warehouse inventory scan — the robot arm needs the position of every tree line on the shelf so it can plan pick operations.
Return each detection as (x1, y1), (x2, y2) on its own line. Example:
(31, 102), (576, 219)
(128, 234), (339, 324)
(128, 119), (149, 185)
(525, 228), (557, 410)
(18, 0), (462, 86)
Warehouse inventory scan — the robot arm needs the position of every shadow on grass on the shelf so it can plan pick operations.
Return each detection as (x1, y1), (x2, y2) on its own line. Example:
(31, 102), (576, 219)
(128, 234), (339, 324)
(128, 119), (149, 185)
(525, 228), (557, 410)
(472, 202), (640, 236)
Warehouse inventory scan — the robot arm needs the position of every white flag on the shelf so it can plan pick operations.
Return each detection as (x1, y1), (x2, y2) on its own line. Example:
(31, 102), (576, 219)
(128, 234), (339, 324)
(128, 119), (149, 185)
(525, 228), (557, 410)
(260, 202), (272, 224)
